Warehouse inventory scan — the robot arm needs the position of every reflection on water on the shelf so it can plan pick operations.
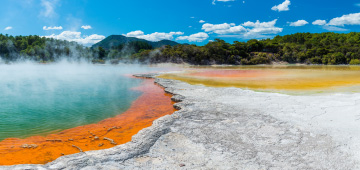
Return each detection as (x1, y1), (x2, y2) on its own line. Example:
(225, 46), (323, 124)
(0, 78), (176, 165)
(0, 63), (163, 141)
(159, 65), (360, 94)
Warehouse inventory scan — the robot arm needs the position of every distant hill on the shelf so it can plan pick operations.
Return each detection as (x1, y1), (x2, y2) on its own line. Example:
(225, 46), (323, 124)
(92, 35), (180, 49)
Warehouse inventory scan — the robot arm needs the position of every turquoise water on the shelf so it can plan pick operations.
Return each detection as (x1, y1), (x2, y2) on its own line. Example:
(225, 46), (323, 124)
(0, 63), (157, 141)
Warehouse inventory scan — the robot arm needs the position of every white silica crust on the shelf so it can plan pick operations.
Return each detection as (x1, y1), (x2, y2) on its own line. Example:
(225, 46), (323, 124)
(1, 73), (359, 169)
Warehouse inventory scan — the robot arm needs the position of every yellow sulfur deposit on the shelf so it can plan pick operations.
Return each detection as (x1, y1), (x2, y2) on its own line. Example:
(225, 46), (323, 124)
(159, 65), (360, 94)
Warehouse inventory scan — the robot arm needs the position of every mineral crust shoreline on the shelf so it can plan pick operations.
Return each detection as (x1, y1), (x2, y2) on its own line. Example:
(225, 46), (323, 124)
(2, 73), (359, 170)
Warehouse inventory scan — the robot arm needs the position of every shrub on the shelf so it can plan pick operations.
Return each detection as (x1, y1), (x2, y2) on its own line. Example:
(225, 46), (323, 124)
(349, 59), (360, 65)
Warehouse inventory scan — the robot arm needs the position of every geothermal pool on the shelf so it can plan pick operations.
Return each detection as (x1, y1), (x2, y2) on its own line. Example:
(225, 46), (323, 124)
(3, 64), (360, 165)
(0, 63), (159, 141)
(0, 63), (178, 165)
(159, 65), (360, 94)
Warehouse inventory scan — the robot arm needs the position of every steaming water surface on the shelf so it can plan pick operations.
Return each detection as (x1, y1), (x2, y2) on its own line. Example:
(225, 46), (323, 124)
(0, 63), (159, 141)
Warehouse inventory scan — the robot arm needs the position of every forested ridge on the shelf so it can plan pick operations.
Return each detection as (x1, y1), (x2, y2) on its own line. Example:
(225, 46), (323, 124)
(132, 32), (360, 65)
(1, 32), (360, 65)
(0, 34), (171, 63)
(92, 35), (179, 49)
(0, 34), (95, 62)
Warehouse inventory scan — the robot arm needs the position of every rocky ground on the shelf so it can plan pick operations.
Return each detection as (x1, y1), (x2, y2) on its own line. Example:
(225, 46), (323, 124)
(2, 73), (359, 170)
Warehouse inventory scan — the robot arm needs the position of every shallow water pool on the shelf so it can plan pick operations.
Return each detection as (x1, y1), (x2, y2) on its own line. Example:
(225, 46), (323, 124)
(0, 63), (159, 141)
(159, 65), (360, 94)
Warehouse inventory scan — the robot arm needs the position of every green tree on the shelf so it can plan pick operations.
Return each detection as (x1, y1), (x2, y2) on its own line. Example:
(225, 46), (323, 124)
(98, 47), (106, 60)
(349, 59), (360, 65)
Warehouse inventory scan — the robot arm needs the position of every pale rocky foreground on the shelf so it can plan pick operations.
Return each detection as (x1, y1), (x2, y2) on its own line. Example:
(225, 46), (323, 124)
(3, 73), (359, 170)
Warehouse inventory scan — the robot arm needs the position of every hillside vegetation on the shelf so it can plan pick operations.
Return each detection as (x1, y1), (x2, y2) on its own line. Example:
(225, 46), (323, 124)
(132, 32), (360, 65)
(0, 34), (94, 62)
(92, 35), (179, 49)
(1, 32), (360, 65)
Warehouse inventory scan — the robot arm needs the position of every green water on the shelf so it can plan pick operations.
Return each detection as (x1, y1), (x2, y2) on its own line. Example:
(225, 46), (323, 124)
(0, 63), (157, 141)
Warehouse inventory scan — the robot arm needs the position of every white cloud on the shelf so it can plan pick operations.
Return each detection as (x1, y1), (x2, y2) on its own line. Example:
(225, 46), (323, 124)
(312, 13), (360, 31)
(199, 20), (206, 23)
(322, 25), (348, 32)
(4, 26), (12, 31)
(124, 30), (184, 41)
(40, 0), (58, 18)
(215, 25), (247, 34)
(176, 32), (209, 42)
(242, 19), (283, 38)
(328, 13), (360, 26)
(202, 23), (235, 32)
(43, 26), (63, 30)
(312, 20), (327, 26)
(212, 0), (235, 5)
(202, 19), (283, 39)
(243, 19), (277, 28)
(125, 30), (145, 37)
(244, 27), (282, 37)
(81, 25), (92, 29)
(289, 20), (309, 27)
(271, 0), (291, 12)
(211, 24), (246, 34)
(45, 31), (105, 46)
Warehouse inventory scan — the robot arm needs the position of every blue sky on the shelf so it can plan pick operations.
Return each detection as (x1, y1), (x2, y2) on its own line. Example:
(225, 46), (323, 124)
(1, 0), (360, 46)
